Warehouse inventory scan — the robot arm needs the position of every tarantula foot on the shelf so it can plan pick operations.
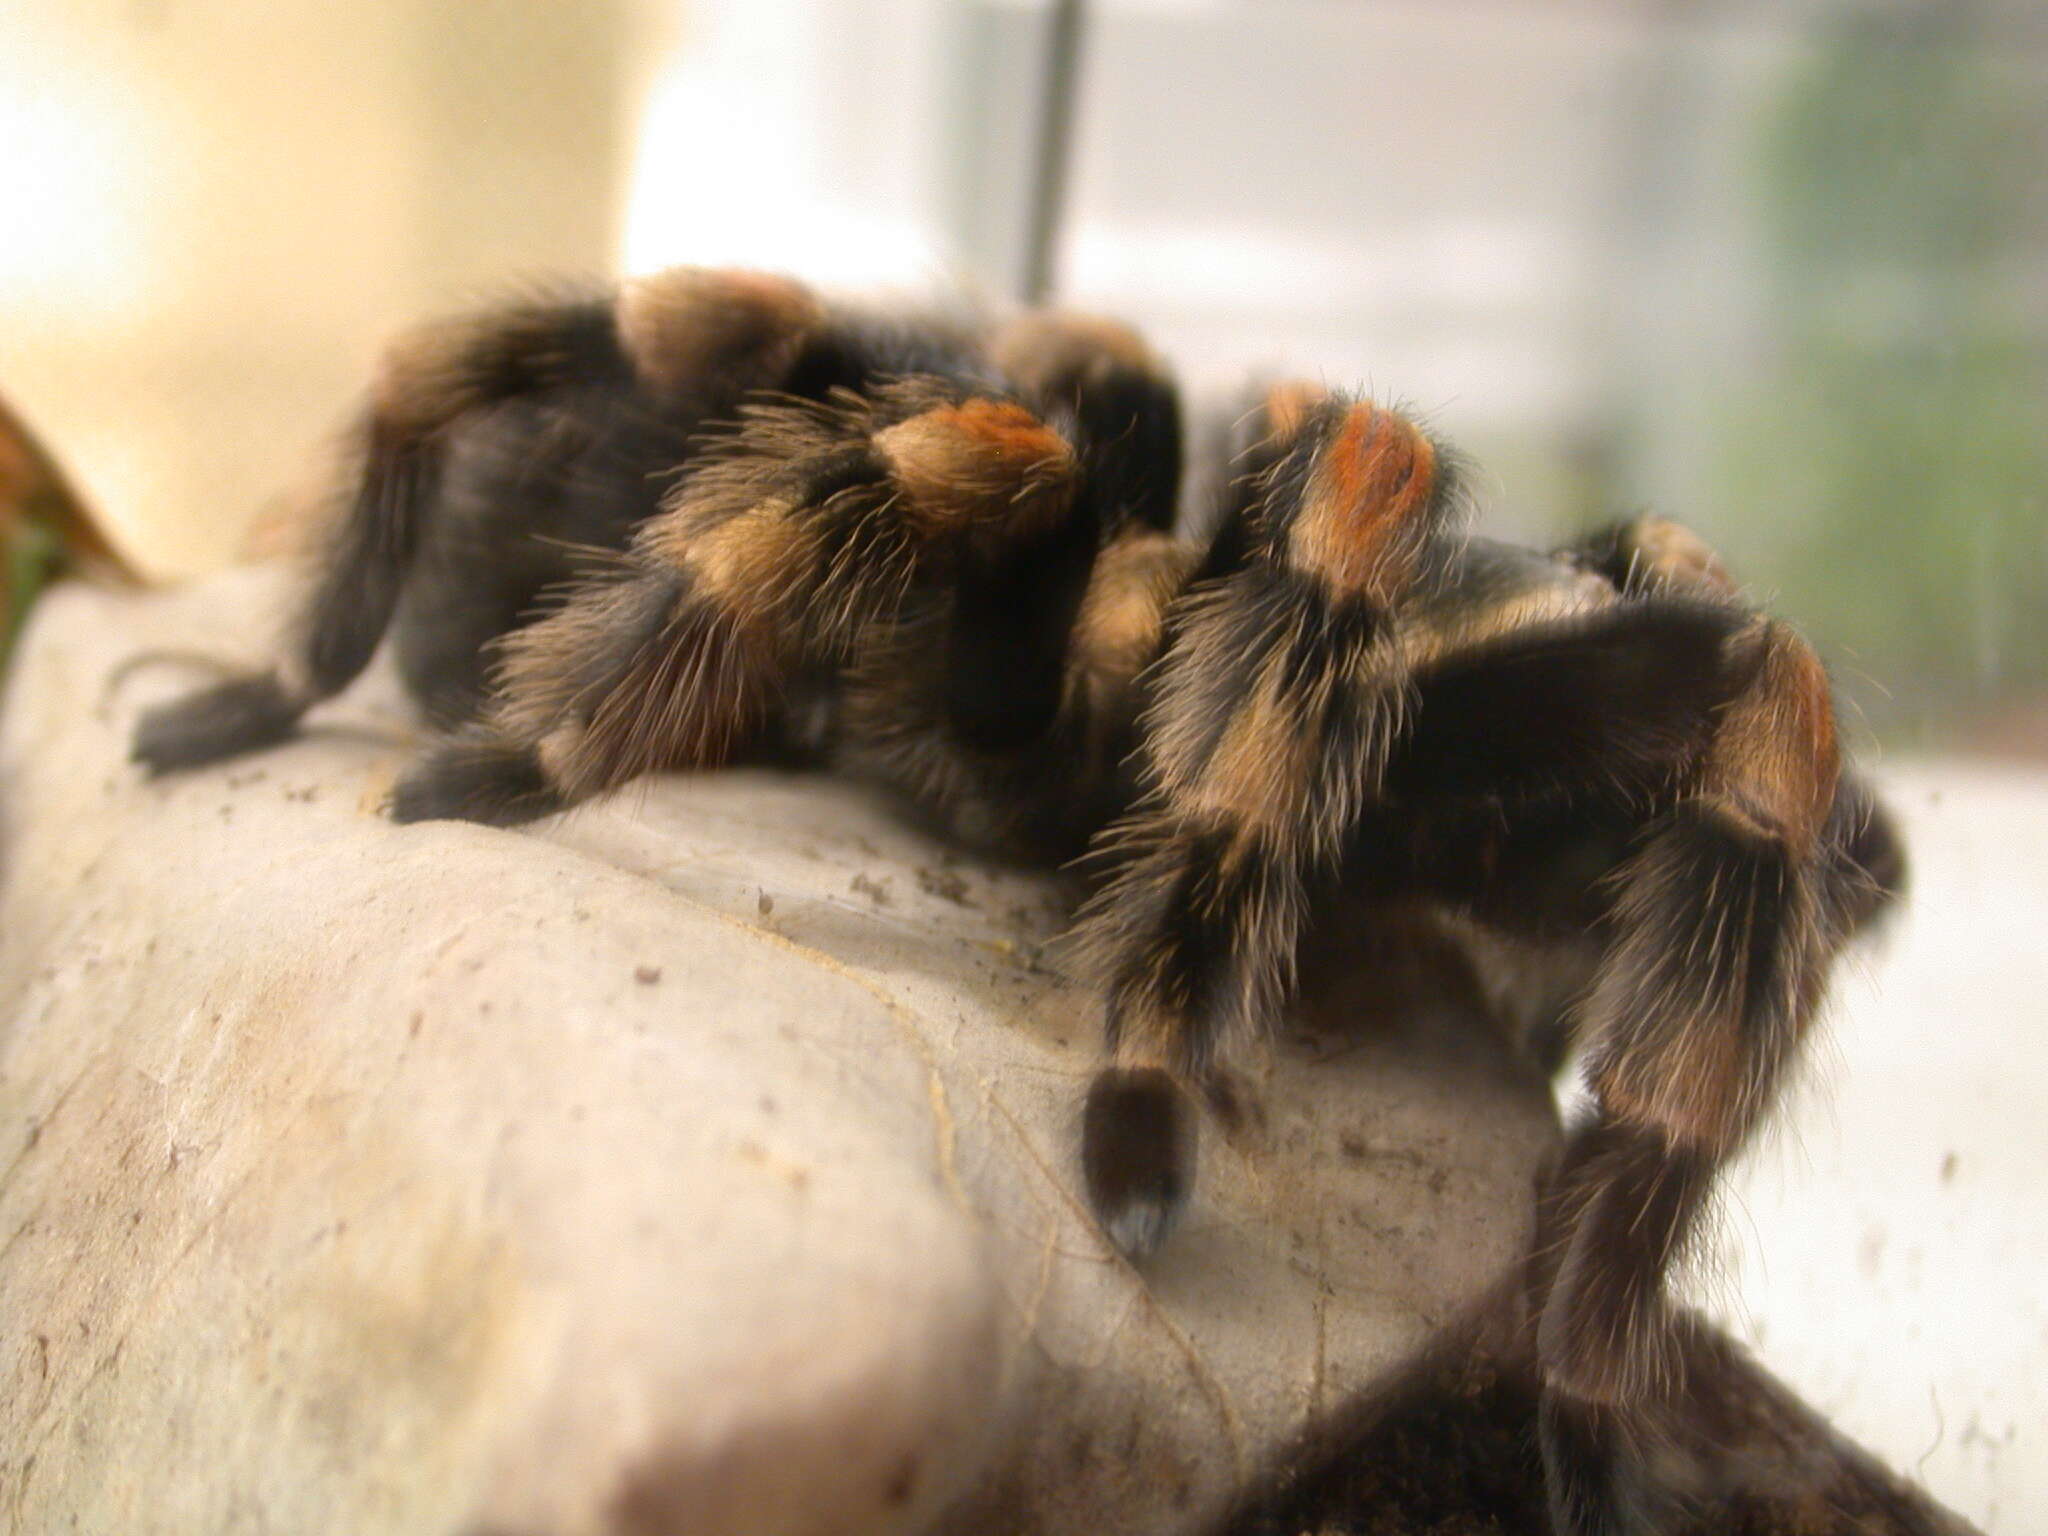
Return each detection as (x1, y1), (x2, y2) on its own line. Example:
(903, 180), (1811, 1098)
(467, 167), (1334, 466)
(1081, 1066), (1197, 1258)
(132, 673), (301, 774)
(391, 730), (565, 827)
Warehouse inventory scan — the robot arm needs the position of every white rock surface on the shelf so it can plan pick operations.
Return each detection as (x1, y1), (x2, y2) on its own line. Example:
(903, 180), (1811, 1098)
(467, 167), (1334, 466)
(0, 572), (1558, 1536)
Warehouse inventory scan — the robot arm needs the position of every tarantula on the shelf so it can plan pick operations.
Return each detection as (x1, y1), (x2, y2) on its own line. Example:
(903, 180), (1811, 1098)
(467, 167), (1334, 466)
(132, 267), (1905, 1536)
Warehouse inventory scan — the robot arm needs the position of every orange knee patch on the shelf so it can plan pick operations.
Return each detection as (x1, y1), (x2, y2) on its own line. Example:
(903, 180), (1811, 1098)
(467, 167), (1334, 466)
(1285, 402), (1440, 601)
(872, 399), (1076, 538)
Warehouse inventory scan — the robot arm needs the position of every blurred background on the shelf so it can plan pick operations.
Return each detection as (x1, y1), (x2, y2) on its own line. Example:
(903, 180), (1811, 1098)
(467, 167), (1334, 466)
(5, 0), (2045, 751)
(2, 0), (2042, 1526)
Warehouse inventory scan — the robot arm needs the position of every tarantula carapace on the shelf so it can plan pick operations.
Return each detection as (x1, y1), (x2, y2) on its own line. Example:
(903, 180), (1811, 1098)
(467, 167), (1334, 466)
(132, 266), (1904, 1536)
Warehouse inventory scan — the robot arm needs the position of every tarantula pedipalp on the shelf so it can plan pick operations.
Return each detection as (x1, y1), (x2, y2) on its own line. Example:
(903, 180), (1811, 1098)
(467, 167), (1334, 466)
(130, 267), (1904, 1536)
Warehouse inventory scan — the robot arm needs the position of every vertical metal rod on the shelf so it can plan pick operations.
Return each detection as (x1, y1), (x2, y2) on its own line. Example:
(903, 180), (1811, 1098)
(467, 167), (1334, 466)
(1020, 0), (1087, 305)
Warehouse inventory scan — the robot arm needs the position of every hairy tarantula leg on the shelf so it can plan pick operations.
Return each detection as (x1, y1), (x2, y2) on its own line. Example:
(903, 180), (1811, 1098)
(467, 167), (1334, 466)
(1822, 768), (1909, 936)
(131, 269), (822, 776)
(392, 381), (1081, 825)
(1175, 377), (1344, 555)
(991, 310), (1184, 534)
(1565, 509), (1742, 600)
(1073, 394), (1461, 1257)
(387, 724), (569, 828)
(1534, 620), (1852, 1536)
(833, 521), (1197, 860)
(1571, 513), (1912, 940)
(906, 311), (1182, 764)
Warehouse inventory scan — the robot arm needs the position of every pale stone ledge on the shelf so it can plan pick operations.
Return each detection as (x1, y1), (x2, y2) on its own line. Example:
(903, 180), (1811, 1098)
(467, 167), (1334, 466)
(0, 570), (1555, 1536)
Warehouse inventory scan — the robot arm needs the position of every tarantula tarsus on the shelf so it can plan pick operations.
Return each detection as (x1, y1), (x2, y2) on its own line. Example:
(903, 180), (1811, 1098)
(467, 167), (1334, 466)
(132, 266), (1906, 1536)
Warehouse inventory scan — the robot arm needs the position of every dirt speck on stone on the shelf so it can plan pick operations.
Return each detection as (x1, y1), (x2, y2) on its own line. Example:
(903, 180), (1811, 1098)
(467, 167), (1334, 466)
(882, 1450), (920, 1506)
(916, 865), (973, 905)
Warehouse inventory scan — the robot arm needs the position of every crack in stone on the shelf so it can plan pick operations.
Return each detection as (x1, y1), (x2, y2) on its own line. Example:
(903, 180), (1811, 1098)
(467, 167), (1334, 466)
(668, 892), (978, 1220)
(984, 1092), (1250, 1483)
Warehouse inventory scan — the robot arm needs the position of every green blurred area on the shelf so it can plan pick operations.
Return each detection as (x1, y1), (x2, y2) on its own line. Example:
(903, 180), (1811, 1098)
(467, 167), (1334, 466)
(5, 520), (63, 662)
(1715, 9), (2048, 748)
